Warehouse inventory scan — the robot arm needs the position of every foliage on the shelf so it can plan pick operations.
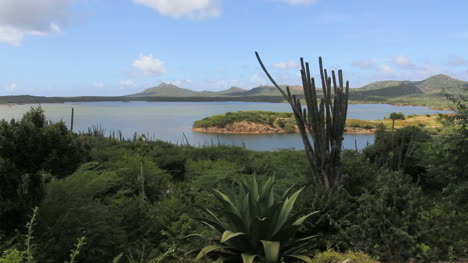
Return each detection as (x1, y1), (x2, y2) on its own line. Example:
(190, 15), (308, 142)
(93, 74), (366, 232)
(194, 176), (317, 262)
(311, 250), (379, 263)
(0, 106), (90, 235)
(345, 171), (424, 263)
(1, 94), (467, 262)
(389, 112), (405, 121)
(193, 111), (294, 129)
(364, 125), (431, 179)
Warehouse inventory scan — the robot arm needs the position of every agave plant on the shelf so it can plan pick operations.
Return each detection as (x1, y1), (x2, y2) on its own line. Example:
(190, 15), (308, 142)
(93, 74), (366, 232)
(193, 176), (318, 263)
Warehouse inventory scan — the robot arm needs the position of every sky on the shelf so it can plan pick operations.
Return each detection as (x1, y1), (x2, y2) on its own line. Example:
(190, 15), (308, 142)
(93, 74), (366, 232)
(0, 0), (467, 96)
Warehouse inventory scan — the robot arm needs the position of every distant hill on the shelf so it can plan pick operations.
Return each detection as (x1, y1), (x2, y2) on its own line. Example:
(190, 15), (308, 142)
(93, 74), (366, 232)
(217, 87), (247, 95)
(359, 74), (468, 94)
(1, 74), (466, 108)
(128, 84), (304, 97)
(350, 84), (424, 99)
(129, 83), (217, 97)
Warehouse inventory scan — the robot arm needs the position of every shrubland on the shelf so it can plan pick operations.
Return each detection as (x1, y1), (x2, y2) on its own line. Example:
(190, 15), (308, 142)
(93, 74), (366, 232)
(0, 94), (466, 263)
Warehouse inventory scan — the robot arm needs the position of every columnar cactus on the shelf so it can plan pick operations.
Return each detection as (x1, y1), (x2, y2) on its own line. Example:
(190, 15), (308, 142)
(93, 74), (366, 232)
(255, 52), (349, 189)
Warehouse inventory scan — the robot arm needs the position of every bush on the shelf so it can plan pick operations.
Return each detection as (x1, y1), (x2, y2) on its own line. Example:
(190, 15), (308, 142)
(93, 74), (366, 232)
(311, 250), (379, 263)
(346, 171), (424, 263)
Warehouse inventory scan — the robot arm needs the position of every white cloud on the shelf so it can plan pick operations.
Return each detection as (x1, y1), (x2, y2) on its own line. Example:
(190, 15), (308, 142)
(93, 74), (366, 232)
(448, 54), (467, 66)
(93, 82), (105, 88)
(378, 64), (393, 74)
(274, 0), (319, 6)
(0, 26), (24, 46)
(132, 54), (166, 75)
(394, 55), (411, 66)
(4, 83), (17, 93)
(120, 80), (135, 87)
(272, 59), (298, 69)
(0, 0), (69, 46)
(134, 0), (221, 19)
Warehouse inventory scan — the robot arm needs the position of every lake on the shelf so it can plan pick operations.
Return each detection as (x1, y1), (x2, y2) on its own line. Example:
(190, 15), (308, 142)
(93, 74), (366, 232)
(0, 101), (451, 151)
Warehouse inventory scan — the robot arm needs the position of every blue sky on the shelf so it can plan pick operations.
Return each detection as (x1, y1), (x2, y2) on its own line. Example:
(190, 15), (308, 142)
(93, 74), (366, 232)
(1, 0), (467, 96)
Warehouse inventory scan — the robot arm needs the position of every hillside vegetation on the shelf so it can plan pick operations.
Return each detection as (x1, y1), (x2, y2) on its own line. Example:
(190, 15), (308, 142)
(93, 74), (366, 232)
(193, 110), (444, 134)
(1, 97), (466, 262)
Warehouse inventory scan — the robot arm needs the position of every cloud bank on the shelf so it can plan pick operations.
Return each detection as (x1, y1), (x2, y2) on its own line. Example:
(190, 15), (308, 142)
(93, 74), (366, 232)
(0, 0), (69, 46)
(133, 0), (221, 19)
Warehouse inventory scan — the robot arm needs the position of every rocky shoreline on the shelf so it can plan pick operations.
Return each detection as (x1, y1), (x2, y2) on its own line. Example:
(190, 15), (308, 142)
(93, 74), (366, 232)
(192, 121), (377, 135)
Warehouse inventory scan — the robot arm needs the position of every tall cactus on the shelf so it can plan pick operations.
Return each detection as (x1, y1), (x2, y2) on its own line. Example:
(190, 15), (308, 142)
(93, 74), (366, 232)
(255, 52), (349, 189)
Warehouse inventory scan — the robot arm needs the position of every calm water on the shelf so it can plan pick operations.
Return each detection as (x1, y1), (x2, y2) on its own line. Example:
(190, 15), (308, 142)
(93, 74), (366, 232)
(0, 102), (450, 151)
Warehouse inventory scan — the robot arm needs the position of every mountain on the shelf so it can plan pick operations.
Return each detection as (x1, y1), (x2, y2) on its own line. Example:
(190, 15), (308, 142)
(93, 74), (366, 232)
(217, 86), (247, 95)
(128, 84), (304, 97)
(414, 74), (468, 93)
(358, 74), (468, 94)
(350, 84), (424, 99)
(129, 83), (211, 97)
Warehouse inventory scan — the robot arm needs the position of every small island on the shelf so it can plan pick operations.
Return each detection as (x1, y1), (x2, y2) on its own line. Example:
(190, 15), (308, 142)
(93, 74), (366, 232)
(192, 110), (442, 135)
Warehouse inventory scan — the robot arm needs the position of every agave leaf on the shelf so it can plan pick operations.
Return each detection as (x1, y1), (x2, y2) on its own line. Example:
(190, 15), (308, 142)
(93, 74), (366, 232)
(213, 189), (238, 213)
(273, 188), (304, 235)
(241, 253), (257, 263)
(283, 239), (315, 255)
(195, 245), (226, 261)
(292, 211), (319, 226)
(293, 235), (318, 243)
(280, 184), (297, 199)
(220, 231), (246, 243)
(260, 240), (280, 263)
(205, 208), (226, 227)
(285, 254), (313, 263)
(199, 219), (225, 235)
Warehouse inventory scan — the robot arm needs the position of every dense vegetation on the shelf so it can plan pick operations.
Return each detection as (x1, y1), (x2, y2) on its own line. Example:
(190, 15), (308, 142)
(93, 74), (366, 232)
(193, 110), (442, 134)
(0, 94), (466, 262)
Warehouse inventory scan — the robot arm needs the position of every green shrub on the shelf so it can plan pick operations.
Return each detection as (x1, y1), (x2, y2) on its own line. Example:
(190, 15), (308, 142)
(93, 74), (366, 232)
(348, 123), (361, 128)
(311, 250), (379, 263)
(346, 172), (423, 263)
(284, 124), (296, 133)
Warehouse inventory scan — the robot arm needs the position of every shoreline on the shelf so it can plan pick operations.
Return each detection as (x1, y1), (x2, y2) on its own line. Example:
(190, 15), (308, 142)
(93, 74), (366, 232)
(192, 123), (377, 135)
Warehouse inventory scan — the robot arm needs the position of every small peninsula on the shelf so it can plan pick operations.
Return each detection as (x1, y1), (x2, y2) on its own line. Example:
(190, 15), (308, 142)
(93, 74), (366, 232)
(192, 111), (443, 135)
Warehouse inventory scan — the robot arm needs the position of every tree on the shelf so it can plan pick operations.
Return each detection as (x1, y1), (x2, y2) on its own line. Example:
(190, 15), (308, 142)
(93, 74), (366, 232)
(389, 112), (405, 130)
(256, 53), (349, 189)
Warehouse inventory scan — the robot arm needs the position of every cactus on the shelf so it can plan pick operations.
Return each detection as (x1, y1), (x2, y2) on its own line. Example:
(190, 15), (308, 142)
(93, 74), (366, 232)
(255, 52), (349, 189)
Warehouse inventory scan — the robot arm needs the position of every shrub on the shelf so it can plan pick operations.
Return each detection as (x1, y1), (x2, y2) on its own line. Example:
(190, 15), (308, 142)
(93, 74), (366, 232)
(311, 250), (379, 263)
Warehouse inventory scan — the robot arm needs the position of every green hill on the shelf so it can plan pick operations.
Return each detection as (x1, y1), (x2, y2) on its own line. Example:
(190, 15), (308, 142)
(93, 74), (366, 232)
(358, 74), (468, 94)
(414, 74), (468, 93)
(129, 83), (214, 97)
(217, 86), (247, 95)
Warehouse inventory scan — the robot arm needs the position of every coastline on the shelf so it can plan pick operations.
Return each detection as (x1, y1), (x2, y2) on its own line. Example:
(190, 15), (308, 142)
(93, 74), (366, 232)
(192, 121), (377, 135)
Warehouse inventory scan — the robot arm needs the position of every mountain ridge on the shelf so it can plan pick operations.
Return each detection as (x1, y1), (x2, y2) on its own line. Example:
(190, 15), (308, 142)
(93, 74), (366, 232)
(127, 74), (467, 98)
